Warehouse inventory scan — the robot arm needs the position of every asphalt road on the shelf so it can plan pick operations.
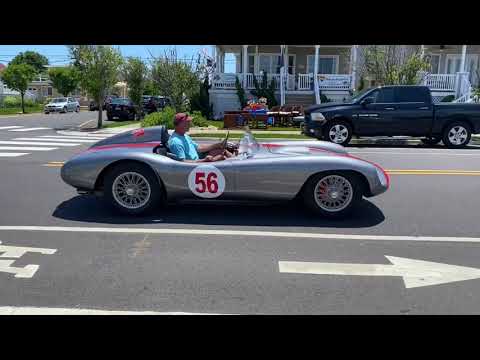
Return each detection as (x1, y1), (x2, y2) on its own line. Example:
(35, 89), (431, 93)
(2, 113), (480, 314)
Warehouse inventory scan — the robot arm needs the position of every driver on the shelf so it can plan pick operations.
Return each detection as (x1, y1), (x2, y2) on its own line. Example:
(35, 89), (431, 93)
(168, 113), (234, 162)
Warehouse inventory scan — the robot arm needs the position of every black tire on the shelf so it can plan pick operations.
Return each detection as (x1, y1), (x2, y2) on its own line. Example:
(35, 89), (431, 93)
(442, 121), (472, 148)
(322, 120), (353, 146)
(44, 112), (49, 114)
(421, 136), (442, 145)
(107, 114), (113, 121)
(62, 106), (67, 113)
(104, 162), (164, 216)
(302, 171), (364, 218)
(76, 106), (80, 113)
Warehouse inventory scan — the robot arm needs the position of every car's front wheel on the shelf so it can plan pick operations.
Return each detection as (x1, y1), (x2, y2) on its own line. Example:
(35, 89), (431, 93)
(303, 172), (363, 218)
(322, 120), (353, 146)
(104, 162), (163, 216)
(443, 122), (471, 148)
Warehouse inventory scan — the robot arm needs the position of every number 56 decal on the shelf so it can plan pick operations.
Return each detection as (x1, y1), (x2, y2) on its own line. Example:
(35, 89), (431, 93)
(188, 165), (226, 198)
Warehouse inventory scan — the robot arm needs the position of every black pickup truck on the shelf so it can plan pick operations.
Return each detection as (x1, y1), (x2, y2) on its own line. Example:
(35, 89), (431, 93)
(303, 85), (480, 148)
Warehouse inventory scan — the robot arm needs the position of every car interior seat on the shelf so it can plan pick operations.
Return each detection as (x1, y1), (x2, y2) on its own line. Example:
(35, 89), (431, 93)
(154, 126), (182, 161)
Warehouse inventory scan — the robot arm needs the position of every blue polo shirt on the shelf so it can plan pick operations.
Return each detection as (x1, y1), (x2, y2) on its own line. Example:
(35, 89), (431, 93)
(167, 132), (200, 160)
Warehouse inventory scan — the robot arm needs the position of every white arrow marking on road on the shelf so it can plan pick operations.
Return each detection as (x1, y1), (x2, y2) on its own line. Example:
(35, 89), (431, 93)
(279, 256), (480, 289)
(0, 260), (39, 278)
(0, 241), (57, 258)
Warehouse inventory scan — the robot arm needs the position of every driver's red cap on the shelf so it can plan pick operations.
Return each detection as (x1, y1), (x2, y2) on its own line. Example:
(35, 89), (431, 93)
(174, 113), (193, 125)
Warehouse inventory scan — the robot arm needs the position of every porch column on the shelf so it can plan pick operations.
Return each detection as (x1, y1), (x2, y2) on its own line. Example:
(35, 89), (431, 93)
(284, 45), (289, 92)
(242, 45), (248, 89)
(460, 45), (467, 73)
(420, 45), (425, 58)
(314, 45), (320, 104)
(351, 45), (358, 91)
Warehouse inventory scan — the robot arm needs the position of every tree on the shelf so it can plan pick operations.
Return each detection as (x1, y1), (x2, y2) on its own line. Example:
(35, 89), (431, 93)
(69, 45), (123, 128)
(360, 45), (431, 86)
(190, 74), (213, 118)
(48, 66), (81, 96)
(251, 72), (278, 107)
(0, 64), (36, 113)
(122, 57), (147, 112)
(151, 49), (199, 112)
(9, 51), (49, 74)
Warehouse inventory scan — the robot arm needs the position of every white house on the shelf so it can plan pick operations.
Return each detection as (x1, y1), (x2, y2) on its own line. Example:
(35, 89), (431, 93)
(208, 45), (478, 119)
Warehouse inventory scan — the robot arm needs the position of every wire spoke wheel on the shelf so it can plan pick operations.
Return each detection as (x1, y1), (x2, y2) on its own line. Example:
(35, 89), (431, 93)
(112, 172), (151, 210)
(314, 175), (354, 212)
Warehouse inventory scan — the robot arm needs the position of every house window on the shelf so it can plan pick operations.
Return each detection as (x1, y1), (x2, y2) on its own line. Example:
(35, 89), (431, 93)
(48, 87), (53, 96)
(259, 54), (281, 74)
(428, 54), (440, 74)
(307, 55), (338, 74)
(288, 55), (295, 75)
(248, 55), (255, 73)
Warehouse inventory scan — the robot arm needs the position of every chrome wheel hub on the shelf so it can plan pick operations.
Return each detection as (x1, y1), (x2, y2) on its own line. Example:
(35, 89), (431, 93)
(112, 172), (151, 209)
(448, 126), (468, 145)
(314, 175), (353, 212)
(329, 125), (348, 143)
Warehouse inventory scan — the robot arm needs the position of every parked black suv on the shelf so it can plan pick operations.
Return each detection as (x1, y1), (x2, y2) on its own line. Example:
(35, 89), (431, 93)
(303, 85), (480, 148)
(106, 98), (139, 121)
(142, 95), (171, 114)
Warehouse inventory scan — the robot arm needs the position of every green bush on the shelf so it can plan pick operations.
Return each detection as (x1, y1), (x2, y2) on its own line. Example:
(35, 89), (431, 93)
(141, 106), (176, 129)
(141, 107), (211, 129)
(1, 96), (37, 108)
(441, 95), (455, 102)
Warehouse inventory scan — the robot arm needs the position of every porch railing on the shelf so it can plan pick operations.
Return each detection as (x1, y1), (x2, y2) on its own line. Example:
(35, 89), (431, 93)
(423, 74), (456, 91)
(212, 73), (354, 91)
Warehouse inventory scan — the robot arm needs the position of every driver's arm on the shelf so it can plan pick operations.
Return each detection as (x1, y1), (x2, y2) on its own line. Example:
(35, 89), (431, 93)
(196, 142), (223, 153)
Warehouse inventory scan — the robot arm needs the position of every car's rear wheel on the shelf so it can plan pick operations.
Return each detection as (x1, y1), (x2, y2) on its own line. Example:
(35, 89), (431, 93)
(62, 106), (67, 113)
(303, 171), (363, 218)
(104, 162), (163, 216)
(323, 120), (353, 146)
(442, 122), (471, 148)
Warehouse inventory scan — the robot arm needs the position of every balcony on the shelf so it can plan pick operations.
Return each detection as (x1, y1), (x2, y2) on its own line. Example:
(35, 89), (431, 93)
(211, 73), (353, 91)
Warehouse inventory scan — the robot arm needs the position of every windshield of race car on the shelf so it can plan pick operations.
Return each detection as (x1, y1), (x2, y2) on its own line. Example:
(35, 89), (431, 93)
(237, 131), (263, 158)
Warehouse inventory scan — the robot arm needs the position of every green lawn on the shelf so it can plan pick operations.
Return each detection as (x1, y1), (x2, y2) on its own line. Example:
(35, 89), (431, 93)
(191, 133), (308, 140)
(0, 105), (43, 115)
(103, 120), (140, 128)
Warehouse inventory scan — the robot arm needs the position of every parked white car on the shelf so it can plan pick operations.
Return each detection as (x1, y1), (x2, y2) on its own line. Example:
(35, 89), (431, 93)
(44, 97), (80, 114)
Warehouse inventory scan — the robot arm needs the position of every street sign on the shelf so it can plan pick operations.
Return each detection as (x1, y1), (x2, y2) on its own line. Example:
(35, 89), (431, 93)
(279, 255), (480, 289)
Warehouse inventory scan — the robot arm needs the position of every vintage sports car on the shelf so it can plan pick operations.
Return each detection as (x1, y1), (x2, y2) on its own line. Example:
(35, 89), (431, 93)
(61, 126), (389, 218)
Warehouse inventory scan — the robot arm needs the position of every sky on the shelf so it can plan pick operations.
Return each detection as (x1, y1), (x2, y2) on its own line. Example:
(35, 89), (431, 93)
(0, 45), (212, 66)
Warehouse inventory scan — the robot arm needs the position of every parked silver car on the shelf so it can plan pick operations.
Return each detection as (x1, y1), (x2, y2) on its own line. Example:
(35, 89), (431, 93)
(44, 97), (80, 114)
(61, 126), (389, 218)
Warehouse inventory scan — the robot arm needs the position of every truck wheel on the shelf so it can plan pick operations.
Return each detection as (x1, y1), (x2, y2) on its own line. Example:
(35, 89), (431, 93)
(323, 120), (353, 146)
(104, 162), (163, 216)
(303, 171), (363, 218)
(442, 122), (471, 148)
(421, 136), (441, 145)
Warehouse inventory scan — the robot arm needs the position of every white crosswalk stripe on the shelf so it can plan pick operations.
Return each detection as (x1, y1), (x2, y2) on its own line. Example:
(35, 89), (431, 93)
(14, 137), (98, 143)
(0, 152), (29, 157)
(8, 127), (51, 132)
(0, 141), (79, 147)
(0, 146), (57, 151)
(38, 135), (109, 140)
(0, 126), (23, 130)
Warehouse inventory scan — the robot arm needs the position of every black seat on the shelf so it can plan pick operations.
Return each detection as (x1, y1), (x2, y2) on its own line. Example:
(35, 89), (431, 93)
(160, 126), (170, 146)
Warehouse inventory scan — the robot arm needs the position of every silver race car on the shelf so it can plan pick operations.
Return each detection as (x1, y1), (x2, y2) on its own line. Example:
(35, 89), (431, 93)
(61, 126), (389, 218)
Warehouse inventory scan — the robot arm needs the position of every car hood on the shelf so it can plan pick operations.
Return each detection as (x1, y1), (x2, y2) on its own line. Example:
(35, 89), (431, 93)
(306, 102), (353, 113)
(262, 140), (347, 154)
